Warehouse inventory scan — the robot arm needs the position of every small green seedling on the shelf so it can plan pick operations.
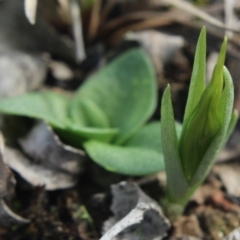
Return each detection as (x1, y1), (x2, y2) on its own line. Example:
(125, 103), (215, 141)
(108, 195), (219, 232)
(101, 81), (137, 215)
(0, 49), (166, 175)
(161, 27), (238, 206)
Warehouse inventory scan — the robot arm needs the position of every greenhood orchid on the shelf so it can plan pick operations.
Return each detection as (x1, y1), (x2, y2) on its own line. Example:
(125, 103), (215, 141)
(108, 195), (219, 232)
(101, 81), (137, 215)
(161, 27), (238, 205)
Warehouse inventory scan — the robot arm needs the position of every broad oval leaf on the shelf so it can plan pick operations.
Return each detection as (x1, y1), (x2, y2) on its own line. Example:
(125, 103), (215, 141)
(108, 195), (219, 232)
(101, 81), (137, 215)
(56, 125), (119, 148)
(70, 98), (110, 128)
(84, 122), (164, 175)
(0, 91), (70, 129)
(70, 48), (157, 145)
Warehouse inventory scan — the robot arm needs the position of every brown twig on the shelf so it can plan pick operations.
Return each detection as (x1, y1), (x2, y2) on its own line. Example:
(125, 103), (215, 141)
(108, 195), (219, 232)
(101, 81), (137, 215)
(88, 0), (102, 42)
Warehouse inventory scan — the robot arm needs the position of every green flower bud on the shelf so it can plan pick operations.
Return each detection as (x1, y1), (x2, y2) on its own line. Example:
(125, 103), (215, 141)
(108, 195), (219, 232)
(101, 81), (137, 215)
(179, 37), (227, 181)
(161, 27), (236, 206)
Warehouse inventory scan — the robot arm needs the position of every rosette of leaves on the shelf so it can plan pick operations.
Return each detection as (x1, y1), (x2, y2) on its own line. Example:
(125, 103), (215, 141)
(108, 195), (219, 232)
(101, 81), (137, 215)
(0, 49), (168, 175)
(161, 27), (238, 206)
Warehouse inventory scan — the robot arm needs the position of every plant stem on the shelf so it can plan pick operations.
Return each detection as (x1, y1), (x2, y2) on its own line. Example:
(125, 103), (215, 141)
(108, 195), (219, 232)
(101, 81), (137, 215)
(160, 197), (184, 222)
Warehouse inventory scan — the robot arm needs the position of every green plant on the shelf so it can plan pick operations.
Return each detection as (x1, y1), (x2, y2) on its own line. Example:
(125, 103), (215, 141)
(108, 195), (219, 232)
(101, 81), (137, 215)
(0, 49), (168, 175)
(161, 27), (238, 206)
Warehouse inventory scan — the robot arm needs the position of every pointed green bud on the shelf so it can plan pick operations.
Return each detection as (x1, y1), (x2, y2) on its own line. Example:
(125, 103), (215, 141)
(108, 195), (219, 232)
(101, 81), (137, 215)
(179, 37), (228, 181)
(161, 27), (237, 205)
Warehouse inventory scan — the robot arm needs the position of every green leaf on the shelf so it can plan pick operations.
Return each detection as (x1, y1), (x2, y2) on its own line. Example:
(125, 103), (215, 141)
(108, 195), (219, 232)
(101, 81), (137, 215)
(178, 28), (207, 182)
(190, 66), (234, 186)
(71, 48), (157, 145)
(126, 121), (182, 149)
(0, 91), (70, 128)
(161, 85), (189, 204)
(55, 125), (119, 148)
(70, 98), (110, 128)
(126, 121), (162, 150)
(218, 67), (235, 130)
(226, 109), (239, 141)
(183, 27), (206, 124)
(84, 122), (164, 175)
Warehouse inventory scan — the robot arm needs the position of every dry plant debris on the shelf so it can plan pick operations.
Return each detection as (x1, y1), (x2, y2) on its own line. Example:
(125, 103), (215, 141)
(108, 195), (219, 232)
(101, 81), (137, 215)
(0, 133), (29, 227)
(24, 0), (38, 24)
(101, 182), (170, 240)
(225, 227), (240, 240)
(5, 121), (85, 190)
